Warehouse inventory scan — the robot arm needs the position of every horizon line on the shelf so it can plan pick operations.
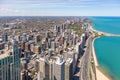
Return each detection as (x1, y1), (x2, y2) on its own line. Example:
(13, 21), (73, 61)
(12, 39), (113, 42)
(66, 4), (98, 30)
(0, 15), (120, 17)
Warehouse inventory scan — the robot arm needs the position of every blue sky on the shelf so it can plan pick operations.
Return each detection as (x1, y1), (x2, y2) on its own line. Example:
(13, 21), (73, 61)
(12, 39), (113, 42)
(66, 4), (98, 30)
(0, 0), (120, 16)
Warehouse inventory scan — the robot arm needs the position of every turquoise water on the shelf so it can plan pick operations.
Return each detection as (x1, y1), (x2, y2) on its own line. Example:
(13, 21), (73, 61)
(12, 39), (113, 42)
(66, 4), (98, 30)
(94, 37), (120, 80)
(91, 17), (120, 34)
(92, 17), (120, 80)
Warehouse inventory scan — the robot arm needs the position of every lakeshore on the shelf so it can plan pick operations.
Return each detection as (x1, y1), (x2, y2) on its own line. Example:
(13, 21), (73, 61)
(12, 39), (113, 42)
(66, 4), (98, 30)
(90, 25), (112, 80)
(89, 25), (120, 37)
(92, 38), (112, 80)
(90, 17), (120, 80)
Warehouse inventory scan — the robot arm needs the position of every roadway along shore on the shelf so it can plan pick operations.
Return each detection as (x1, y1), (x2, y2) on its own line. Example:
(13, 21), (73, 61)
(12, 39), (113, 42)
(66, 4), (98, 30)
(80, 36), (92, 80)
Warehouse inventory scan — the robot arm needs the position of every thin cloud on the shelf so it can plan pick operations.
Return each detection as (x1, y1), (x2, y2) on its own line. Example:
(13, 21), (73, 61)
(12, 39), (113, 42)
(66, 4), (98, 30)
(0, 8), (20, 13)
(0, 8), (26, 16)
(0, 0), (120, 16)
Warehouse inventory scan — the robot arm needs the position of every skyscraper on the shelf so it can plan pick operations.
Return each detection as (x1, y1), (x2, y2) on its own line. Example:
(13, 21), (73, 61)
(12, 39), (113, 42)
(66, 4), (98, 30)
(0, 41), (21, 80)
(2, 33), (8, 42)
(51, 41), (56, 51)
(46, 31), (50, 38)
(35, 35), (41, 43)
(65, 58), (73, 80)
(38, 58), (49, 80)
(57, 26), (60, 33)
(67, 50), (76, 74)
(41, 42), (46, 51)
(22, 33), (27, 42)
(53, 57), (65, 80)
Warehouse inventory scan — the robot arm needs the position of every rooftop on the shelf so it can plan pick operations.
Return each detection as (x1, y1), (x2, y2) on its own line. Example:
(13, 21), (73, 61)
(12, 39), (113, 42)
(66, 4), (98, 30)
(0, 48), (12, 59)
(55, 56), (65, 65)
(65, 58), (73, 65)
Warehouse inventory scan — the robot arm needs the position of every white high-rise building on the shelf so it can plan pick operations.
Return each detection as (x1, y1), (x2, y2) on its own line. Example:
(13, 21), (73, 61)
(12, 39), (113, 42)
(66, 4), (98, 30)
(53, 57), (65, 80)
(65, 58), (73, 80)
(37, 58), (49, 80)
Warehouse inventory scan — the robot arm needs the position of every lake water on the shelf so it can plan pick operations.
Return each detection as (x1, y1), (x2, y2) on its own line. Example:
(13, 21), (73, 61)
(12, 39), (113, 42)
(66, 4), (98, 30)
(91, 17), (120, 80)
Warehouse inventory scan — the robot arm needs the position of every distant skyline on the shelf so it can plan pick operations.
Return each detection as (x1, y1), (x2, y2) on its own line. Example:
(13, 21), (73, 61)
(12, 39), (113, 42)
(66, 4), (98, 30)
(0, 0), (120, 16)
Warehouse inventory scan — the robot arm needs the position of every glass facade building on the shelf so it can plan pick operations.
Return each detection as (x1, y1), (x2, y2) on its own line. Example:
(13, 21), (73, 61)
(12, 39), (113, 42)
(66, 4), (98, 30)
(0, 45), (20, 80)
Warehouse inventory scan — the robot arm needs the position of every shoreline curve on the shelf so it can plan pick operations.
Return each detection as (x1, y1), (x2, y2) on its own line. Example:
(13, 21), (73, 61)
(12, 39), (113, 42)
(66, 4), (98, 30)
(89, 23), (113, 80)
(92, 37), (112, 80)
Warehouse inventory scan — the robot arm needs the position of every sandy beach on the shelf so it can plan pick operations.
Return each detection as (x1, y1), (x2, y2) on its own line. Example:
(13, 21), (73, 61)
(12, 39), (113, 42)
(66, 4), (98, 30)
(96, 67), (111, 80)
(92, 38), (111, 80)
